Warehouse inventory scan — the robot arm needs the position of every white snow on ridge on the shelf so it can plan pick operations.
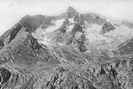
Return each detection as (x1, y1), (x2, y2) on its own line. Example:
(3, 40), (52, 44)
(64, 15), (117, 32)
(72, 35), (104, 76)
(69, 18), (75, 23)
(84, 22), (133, 46)
(67, 24), (74, 32)
(45, 19), (65, 33)
(85, 24), (108, 43)
(66, 18), (75, 32)
(85, 24), (102, 33)
(105, 25), (133, 42)
(32, 19), (65, 46)
(33, 17), (133, 51)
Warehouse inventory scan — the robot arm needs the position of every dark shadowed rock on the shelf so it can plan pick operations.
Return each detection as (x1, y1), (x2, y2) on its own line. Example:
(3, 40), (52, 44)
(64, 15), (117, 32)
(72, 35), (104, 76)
(101, 22), (115, 34)
(0, 40), (4, 49)
(20, 15), (53, 32)
(8, 23), (22, 43)
(118, 38), (133, 55)
(0, 67), (11, 84)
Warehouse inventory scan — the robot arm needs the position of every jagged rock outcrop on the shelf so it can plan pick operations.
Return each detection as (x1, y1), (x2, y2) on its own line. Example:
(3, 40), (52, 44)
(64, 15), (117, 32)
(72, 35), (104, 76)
(101, 22), (115, 34)
(118, 38), (133, 55)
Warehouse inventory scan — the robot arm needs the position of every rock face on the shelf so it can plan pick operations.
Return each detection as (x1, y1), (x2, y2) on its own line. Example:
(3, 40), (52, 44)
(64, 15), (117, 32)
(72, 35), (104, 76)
(118, 38), (133, 55)
(0, 7), (132, 89)
(101, 22), (115, 34)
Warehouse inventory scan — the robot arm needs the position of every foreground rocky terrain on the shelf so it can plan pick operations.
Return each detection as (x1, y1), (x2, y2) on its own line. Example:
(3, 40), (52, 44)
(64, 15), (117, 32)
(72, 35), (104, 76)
(0, 7), (133, 89)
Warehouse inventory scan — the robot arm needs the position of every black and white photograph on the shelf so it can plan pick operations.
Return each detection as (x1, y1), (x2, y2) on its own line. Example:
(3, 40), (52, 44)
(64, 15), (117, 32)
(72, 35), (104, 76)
(0, 0), (132, 89)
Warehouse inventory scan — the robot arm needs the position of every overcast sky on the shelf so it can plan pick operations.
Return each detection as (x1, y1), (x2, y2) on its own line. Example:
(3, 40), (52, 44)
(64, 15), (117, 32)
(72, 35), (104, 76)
(0, 0), (133, 35)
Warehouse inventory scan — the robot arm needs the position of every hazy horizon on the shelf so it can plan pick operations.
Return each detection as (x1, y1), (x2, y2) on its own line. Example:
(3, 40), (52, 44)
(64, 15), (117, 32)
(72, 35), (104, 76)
(0, 0), (133, 35)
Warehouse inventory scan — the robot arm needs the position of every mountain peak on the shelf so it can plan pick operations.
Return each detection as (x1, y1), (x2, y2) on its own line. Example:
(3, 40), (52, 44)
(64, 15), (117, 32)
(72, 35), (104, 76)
(66, 6), (78, 18)
(67, 6), (77, 12)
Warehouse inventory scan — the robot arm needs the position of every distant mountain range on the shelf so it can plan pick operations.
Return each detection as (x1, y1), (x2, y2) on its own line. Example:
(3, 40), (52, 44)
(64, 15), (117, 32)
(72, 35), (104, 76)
(0, 7), (133, 89)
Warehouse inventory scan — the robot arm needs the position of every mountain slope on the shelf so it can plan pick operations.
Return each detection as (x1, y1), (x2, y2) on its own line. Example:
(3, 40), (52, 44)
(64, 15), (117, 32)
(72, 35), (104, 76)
(0, 7), (132, 89)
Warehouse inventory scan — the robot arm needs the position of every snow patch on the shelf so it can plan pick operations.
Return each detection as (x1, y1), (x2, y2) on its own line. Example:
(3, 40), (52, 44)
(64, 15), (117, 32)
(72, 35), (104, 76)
(67, 24), (74, 32)
(85, 24), (109, 42)
(69, 18), (75, 23)
(105, 25), (133, 43)
(85, 24), (102, 33)
(45, 19), (65, 33)
(33, 19), (65, 46)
